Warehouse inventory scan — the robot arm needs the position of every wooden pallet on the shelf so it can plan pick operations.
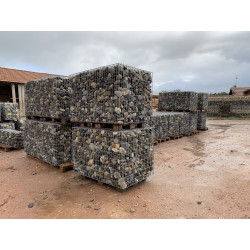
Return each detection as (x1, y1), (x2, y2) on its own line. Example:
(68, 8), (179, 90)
(170, 135), (182, 140)
(27, 154), (74, 173)
(184, 132), (193, 137)
(153, 140), (159, 145)
(73, 122), (145, 131)
(157, 137), (170, 143)
(191, 130), (200, 135)
(161, 110), (199, 114)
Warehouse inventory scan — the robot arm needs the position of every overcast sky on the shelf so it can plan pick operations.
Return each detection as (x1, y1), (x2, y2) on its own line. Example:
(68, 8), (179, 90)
(0, 31), (250, 94)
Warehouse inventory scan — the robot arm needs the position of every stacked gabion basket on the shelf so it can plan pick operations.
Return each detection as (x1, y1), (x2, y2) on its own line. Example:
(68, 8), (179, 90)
(70, 64), (154, 190)
(24, 64), (153, 190)
(158, 91), (208, 133)
(0, 103), (24, 149)
(197, 93), (208, 130)
(148, 111), (190, 142)
(24, 76), (72, 166)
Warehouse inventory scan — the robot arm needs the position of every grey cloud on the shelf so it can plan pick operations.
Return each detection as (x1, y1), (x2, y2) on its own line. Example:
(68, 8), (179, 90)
(0, 31), (249, 93)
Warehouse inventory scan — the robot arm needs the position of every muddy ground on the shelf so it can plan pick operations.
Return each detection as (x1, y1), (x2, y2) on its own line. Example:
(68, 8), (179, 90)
(0, 119), (249, 219)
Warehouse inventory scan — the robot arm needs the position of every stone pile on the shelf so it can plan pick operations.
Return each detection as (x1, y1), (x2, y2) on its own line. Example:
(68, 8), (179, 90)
(0, 103), (19, 121)
(24, 120), (72, 166)
(0, 103), (24, 149)
(70, 64), (154, 190)
(25, 76), (71, 121)
(189, 112), (198, 132)
(158, 91), (198, 112)
(25, 77), (72, 165)
(198, 93), (208, 111)
(197, 93), (208, 130)
(0, 129), (23, 148)
(24, 63), (153, 189)
(178, 112), (190, 135)
(14, 119), (25, 131)
(72, 127), (153, 189)
(69, 64), (152, 124)
(197, 111), (207, 130)
(0, 122), (15, 130)
(158, 91), (208, 132)
(148, 111), (192, 142)
(148, 113), (169, 140)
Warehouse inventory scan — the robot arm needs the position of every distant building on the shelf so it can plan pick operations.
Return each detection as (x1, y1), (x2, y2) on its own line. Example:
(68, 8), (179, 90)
(229, 85), (250, 96)
(0, 67), (56, 116)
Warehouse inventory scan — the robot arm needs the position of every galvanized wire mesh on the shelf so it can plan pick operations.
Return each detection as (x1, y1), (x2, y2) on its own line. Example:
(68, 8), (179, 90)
(69, 63), (153, 123)
(0, 129), (23, 148)
(25, 76), (71, 120)
(189, 113), (198, 132)
(147, 112), (193, 140)
(24, 120), (72, 166)
(198, 93), (208, 110)
(14, 119), (25, 131)
(0, 103), (19, 121)
(158, 91), (198, 112)
(0, 122), (15, 130)
(72, 127), (153, 189)
(197, 111), (207, 130)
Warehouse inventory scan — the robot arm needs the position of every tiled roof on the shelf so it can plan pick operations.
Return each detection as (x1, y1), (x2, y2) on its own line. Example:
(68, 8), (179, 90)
(0, 67), (57, 84)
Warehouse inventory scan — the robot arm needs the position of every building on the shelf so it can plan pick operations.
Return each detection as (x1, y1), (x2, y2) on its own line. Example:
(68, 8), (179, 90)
(229, 85), (250, 96)
(0, 67), (56, 116)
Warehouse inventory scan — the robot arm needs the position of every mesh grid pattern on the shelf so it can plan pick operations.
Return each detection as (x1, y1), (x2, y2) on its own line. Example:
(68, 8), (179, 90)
(72, 127), (153, 189)
(70, 63), (152, 123)
(0, 103), (19, 121)
(198, 93), (208, 110)
(189, 113), (198, 132)
(0, 129), (23, 148)
(158, 91), (198, 112)
(25, 76), (71, 120)
(0, 122), (15, 130)
(24, 120), (72, 166)
(197, 111), (207, 130)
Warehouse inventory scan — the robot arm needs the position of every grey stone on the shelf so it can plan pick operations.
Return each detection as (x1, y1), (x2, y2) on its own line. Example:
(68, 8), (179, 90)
(72, 127), (153, 190)
(0, 129), (23, 148)
(158, 91), (198, 112)
(25, 76), (71, 120)
(24, 120), (72, 166)
(0, 122), (15, 130)
(0, 103), (19, 121)
(69, 64), (153, 124)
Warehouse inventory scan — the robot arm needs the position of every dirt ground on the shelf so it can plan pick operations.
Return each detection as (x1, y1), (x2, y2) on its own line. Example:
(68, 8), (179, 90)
(0, 119), (250, 219)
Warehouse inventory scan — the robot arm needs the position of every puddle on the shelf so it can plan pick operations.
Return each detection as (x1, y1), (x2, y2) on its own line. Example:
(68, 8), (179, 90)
(184, 137), (206, 157)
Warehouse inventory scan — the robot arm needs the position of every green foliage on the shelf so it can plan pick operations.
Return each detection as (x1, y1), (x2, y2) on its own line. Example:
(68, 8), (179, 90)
(209, 92), (229, 96)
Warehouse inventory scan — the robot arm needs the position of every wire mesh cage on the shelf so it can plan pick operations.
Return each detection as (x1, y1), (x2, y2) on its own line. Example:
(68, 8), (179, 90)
(189, 113), (198, 132)
(0, 122), (15, 130)
(197, 111), (207, 130)
(158, 91), (198, 112)
(72, 127), (153, 189)
(0, 103), (19, 121)
(69, 63), (153, 124)
(0, 129), (23, 148)
(24, 120), (72, 166)
(198, 93), (208, 111)
(25, 76), (72, 120)
(14, 119), (25, 131)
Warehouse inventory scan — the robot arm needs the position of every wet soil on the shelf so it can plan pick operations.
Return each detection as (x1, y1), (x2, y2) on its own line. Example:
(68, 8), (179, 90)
(0, 119), (249, 219)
